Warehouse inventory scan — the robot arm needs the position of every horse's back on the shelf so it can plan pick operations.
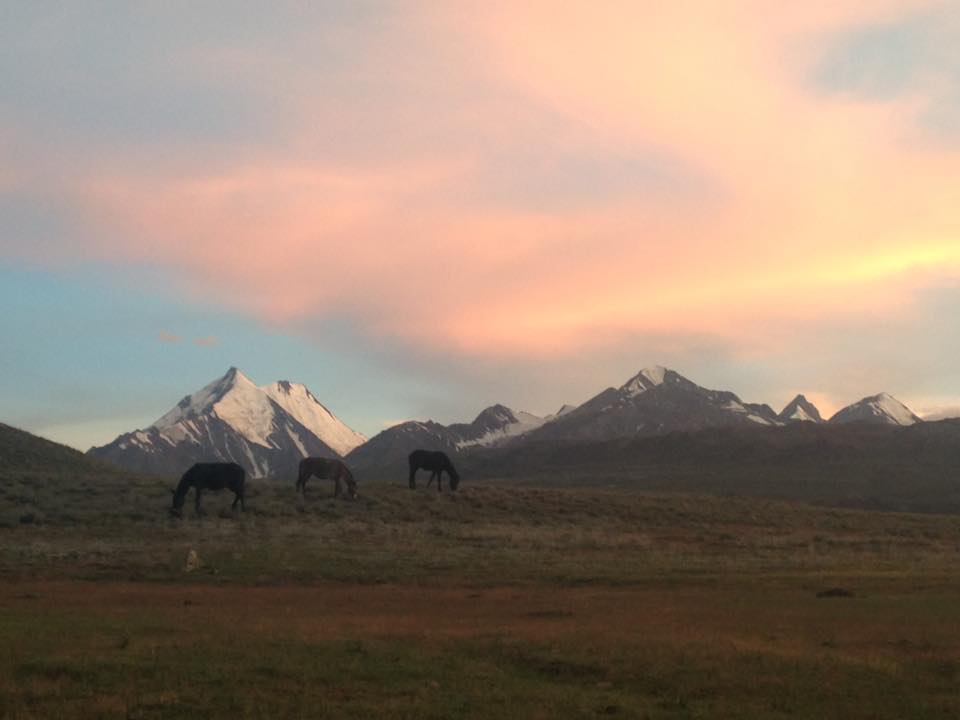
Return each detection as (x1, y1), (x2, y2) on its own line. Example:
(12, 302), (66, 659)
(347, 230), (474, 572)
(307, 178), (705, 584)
(409, 449), (432, 467)
(300, 456), (347, 476)
(410, 449), (450, 469)
(187, 462), (245, 489)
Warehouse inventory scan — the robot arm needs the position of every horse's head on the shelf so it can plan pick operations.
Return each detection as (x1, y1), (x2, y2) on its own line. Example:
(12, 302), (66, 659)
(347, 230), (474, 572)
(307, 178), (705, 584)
(169, 487), (185, 516)
(448, 468), (461, 491)
(345, 477), (359, 500)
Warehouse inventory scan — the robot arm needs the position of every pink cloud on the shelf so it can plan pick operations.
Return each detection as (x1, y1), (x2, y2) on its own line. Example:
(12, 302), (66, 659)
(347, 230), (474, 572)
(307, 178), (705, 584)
(4, 1), (959, 366)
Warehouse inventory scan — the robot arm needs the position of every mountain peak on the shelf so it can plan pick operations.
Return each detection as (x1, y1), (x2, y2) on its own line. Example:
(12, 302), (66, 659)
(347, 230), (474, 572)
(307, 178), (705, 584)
(153, 366), (254, 429)
(620, 365), (682, 397)
(639, 365), (668, 384)
(222, 366), (249, 382)
(829, 392), (920, 427)
(472, 404), (518, 427)
(211, 366), (258, 394)
(779, 394), (823, 423)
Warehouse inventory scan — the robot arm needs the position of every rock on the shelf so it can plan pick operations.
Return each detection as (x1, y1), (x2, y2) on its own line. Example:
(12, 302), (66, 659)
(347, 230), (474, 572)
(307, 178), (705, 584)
(185, 549), (203, 572)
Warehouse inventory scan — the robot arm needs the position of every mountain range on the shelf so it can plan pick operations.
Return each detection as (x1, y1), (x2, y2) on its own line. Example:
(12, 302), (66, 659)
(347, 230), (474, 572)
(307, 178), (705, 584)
(86, 365), (923, 478)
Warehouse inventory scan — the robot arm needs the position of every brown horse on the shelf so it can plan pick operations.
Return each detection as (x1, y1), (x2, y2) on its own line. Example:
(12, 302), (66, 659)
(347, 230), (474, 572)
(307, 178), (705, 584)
(408, 449), (460, 492)
(297, 457), (357, 499)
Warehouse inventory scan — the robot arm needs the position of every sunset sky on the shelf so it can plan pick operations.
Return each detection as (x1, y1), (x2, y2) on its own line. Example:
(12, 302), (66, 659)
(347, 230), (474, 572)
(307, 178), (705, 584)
(2, 1), (959, 450)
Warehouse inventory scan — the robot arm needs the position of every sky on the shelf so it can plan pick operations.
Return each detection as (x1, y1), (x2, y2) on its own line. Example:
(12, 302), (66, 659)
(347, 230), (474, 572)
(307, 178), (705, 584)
(1, 1), (959, 450)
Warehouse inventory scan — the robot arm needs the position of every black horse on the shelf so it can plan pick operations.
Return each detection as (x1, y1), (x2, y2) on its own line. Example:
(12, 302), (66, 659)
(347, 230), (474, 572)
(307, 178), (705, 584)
(297, 457), (357, 499)
(408, 449), (460, 492)
(170, 462), (246, 516)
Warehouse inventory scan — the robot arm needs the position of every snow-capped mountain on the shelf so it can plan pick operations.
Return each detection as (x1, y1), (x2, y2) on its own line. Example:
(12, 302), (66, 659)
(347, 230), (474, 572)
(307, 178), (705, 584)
(450, 404), (549, 449)
(87, 368), (366, 478)
(828, 392), (921, 427)
(524, 366), (782, 444)
(346, 403), (563, 469)
(778, 394), (823, 423)
(262, 380), (366, 456)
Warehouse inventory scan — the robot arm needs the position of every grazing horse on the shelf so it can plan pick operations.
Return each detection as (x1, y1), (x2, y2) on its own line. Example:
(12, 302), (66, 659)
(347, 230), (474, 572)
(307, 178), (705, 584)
(297, 457), (357, 499)
(408, 449), (460, 492)
(171, 462), (245, 516)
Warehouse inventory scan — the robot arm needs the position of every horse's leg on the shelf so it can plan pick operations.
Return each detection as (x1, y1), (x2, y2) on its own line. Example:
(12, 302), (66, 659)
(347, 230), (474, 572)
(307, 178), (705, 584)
(194, 487), (203, 515)
(297, 467), (308, 495)
(437, 471), (443, 493)
(409, 464), (417, 489)
(334, 474), (342, 498)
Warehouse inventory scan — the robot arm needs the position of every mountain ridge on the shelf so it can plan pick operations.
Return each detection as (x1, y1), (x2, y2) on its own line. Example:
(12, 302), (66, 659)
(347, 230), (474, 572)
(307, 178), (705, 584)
(85, 364), (924, 478)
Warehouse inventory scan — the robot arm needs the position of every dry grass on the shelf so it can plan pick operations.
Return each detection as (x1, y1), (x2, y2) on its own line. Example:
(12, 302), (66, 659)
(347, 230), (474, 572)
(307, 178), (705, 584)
(1, 473), (960, 717)
(2, 475), (959, 586)
(2, 578), (960, 718)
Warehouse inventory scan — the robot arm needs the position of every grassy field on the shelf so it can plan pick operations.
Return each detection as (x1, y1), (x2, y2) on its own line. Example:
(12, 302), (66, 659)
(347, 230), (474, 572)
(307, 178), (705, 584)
(1, 471), (960, 718)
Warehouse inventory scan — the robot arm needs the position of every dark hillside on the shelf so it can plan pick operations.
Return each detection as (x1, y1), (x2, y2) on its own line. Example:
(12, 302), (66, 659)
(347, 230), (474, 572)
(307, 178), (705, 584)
(0, 422), (117, 475)
(459, 420), (960, 514)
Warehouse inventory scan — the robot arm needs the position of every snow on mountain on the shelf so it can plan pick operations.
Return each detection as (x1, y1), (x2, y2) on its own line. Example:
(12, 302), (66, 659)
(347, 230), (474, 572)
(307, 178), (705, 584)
(525, 365), (783, 444)
(88, 368), (364, 478)
(620, 365), (670, 397)
(169, 368), (276, 445)
(829, 393), (921, 427)
(778, 394), (823, 423)
(549, 404), (577, 418)
(348, 403), (552, 469)
(720, 399), (778, 425)
(453, 405), (547, 449)
(789, 406), (816, 422)
(263, 380), (366, 455)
